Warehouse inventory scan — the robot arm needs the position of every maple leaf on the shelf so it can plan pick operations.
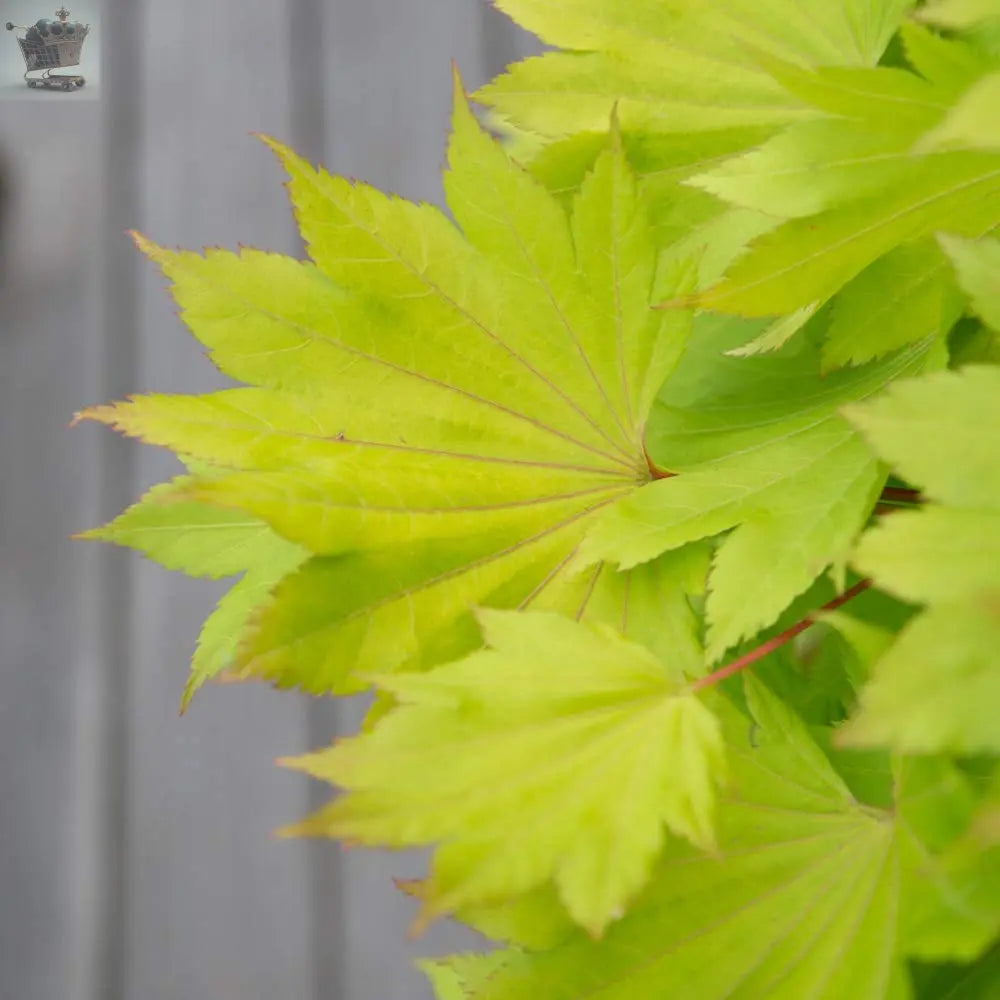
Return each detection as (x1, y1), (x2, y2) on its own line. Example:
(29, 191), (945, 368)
(76, 474), (298, 580)
(941, 233), (1000, 332)
(918, 0), (1000, 34)
(839, 366), (1000, 753)
(685, 46), (1000, 365)
(77, 83), (699, 696)
(478, 0), (911, 140)
(425, 677), (983, 1000)
(578, 314), (933, 662)
(75, 475), (308, 707)
(422, 954), (510, 1000)
(477, 1), (921, 299)
(821, 238), (964, 372)
(919, 70), (1000, 153)
(901, 768), (1000, 965)
(686, 54), (953, 220)
(488, 20), (997, 372)
(279, 609), (726, 937)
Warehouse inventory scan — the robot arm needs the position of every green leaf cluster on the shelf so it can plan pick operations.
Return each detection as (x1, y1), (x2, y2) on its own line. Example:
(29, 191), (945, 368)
(77, 1), (1000, 995)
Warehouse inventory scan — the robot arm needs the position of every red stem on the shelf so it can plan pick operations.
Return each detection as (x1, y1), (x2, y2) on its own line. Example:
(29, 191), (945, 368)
(643, 444), (674, 481)
(878, 486), (921, 504)
(691, 579), (871, 692)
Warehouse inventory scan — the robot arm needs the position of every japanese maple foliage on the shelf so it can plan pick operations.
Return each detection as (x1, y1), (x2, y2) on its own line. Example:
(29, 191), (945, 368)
(78, 2), (1000, 997)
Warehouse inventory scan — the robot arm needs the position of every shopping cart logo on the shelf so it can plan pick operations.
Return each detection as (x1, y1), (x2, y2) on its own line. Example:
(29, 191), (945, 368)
(5, 6), (90, 91)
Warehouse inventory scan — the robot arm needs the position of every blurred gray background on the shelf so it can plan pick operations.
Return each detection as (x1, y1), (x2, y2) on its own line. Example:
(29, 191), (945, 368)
(0, 2), (539, 998)
(1, 0), (102, 95)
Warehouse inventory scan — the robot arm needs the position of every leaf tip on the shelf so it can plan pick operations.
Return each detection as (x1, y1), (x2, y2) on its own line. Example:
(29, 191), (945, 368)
(69, 524), (104, 542)
(71, 402), (120, 429)
(448, 63), (477, 133)
(256, 133), (307, 179)
(393, 876), (423, 899)
(178, 677), (199, 716)
(254, 132), (284, 154)
(128, 229), (161, 259)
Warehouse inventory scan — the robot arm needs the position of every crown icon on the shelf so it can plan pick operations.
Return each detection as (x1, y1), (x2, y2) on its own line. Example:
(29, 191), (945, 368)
(5, 8), (91, 92)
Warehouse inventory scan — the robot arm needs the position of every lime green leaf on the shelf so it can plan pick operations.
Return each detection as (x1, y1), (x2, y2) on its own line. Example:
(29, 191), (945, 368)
(899, 23), (997, 97)
(85, 87), (699, 695)
(662, 50), (1000, 373)
(820, 609), (896, 688)
(822, 239), (964, 370)
(843, 366), (1000, 508)
(841, 366), (1000, 753)
(583, 420), (881, 661)
(74, 474), (309, 707)
(480, 0), (911, 141)
(686, 60), (949, 221)
(528, 127), (775, 209)
(688, 119), (916, 221)
(691, 150), (1000, 317)
(527, 545), (710, 679)
(920, 72), (1000, 152)
(444, 99), (685, 433)
(580, 319), (931, 661)
(646, 310), (933, 479)
(279, 610), (726, 936)
(449, 677), (953, 1000)
(675, 49), (1000, 321)
(476, 52), (810, 141)
(183, 542), (307, 708)
(851, 508), (1000, 607)
(899, 761), (1000, 963)
(839, 599), (1000, 754)
(725, 303), (821, 357)
(75, 475), (287, 580)
(444, 884), (576, 951)
(423, 954), (512, 1000)
(493, 0), (912, 63)
(941, 234), (1000, 332)
(917, 0), (1000, 31)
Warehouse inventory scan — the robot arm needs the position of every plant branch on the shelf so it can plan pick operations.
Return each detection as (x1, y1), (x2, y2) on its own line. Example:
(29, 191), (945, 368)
(690, 579), (871, 692)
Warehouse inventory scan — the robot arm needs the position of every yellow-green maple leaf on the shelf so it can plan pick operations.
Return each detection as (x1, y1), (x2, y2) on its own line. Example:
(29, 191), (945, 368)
(841, 366), (1000, 752)
(479, 0), (912, 140)
(78, 82), (700, 695)
(281, 609), (726, 937)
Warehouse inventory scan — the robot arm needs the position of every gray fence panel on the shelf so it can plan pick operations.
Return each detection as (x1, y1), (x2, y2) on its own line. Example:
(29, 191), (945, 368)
(0, 3), (541, 998)
(123, 3), (315, 1000)
(0, 100), (103, 1000)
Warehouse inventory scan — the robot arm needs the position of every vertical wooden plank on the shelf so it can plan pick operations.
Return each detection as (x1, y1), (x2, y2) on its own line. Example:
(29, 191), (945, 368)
(121, 3), (316, 998)
(84, 5), (142, 998)
(0, 101), (102, 1000)
(309, 5), (544, 998)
